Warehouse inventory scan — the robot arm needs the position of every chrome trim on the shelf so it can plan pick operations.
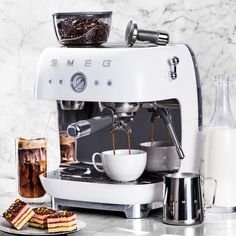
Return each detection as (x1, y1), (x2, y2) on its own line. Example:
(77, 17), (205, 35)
(185, 44), (202, 131)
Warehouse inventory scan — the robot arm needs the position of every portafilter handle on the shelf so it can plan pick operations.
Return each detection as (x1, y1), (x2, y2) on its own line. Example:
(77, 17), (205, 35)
(67, 108), (114, 139)
(154, 107), (185, 160)
(125, 20), (169, 47)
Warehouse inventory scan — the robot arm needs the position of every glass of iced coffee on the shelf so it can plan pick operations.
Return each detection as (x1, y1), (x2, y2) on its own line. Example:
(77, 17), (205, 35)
(59, 131), (76, 164)
(16, 137), (47, 203)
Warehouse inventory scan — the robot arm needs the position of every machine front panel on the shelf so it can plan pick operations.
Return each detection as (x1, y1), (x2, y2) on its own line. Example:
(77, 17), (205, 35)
(35, 45), (197, 104)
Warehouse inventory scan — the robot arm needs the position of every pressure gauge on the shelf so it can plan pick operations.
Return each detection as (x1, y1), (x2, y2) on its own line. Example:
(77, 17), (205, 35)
(71, 72), (87, 93)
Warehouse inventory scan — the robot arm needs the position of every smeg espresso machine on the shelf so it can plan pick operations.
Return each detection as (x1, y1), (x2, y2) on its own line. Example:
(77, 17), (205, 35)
(35, 43), (202, 218)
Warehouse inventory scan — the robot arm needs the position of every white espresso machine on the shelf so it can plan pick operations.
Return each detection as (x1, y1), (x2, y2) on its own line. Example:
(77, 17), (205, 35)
(35, 43), (202, 218)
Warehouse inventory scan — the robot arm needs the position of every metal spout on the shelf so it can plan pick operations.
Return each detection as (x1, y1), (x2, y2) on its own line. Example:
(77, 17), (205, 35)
(112, 119), (132, 134)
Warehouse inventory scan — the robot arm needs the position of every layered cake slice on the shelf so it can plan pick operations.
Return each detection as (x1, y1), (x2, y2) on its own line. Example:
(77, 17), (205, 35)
(47, 211), (77, 233)
(28, 207), (56, 229)
(2, 199), (35, 230)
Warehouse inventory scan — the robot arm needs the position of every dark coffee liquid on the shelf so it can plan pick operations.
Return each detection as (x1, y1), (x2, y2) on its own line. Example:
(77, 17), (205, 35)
(112, 129), (131, 155)
(167, 131), (172, 145)
(127, 130), (131, 155)
(112, 131), (116, 155)
(150, 121), (156, 147)
(18, 146), (46, 198)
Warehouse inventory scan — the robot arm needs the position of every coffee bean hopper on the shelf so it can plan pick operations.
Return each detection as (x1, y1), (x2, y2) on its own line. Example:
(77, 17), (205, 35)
(35, 13), (202, 218)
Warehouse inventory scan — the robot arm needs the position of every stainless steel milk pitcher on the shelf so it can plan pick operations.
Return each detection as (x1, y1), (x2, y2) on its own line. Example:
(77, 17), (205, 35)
(163, 173), (216, 226)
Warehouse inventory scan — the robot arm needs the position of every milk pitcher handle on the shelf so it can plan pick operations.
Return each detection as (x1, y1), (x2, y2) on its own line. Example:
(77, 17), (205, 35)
(92, 153), (105, 172)
(201, 176), (217, 209)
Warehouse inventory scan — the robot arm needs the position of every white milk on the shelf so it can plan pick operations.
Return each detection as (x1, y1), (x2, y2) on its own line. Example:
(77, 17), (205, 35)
(204, 127), (236, 207)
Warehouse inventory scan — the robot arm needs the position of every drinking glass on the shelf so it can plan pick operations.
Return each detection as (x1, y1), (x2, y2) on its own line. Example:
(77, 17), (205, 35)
(16, 137), (47, 203)
(59, 131), (76, 164)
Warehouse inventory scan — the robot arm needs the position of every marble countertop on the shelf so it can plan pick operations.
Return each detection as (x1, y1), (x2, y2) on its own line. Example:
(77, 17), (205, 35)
(1, 178), (236, 236)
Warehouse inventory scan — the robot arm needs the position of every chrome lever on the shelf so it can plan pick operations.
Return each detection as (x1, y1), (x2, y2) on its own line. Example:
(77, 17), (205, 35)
(168, 56), (179, 80)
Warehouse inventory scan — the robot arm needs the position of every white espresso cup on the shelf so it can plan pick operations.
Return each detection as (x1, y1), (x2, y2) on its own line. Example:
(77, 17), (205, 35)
(92, 149), (147, 182)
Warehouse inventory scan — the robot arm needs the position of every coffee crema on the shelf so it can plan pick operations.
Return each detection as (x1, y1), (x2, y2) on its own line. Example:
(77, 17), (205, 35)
(18, 137), (46, 149)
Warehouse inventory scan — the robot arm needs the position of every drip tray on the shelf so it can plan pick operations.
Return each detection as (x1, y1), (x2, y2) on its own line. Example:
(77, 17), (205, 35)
(58, 163), (163, 185)
(40, 162), (164, 206)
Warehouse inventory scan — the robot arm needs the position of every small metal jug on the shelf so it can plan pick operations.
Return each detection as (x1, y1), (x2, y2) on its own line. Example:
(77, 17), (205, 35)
(163, 172), (216, 226)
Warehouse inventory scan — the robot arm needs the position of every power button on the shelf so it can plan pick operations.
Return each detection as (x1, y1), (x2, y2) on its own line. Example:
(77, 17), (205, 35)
(70, 72), (87, 93)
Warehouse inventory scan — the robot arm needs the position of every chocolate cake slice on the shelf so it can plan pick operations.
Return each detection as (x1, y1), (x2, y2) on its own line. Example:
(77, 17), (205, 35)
(47, 211), (77, 233)
(28, 207), (56, 229)
(2, 199), (35, 230)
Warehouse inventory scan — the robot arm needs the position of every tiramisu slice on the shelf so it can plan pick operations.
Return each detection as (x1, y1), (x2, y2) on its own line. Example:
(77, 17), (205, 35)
(2, 199), (35, 230)
(47, 211), (77, 233)
(28, 207), (56, 229)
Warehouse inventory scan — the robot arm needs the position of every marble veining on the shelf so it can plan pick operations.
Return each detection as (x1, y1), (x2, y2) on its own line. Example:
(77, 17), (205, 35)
(0, 0), (236, 179)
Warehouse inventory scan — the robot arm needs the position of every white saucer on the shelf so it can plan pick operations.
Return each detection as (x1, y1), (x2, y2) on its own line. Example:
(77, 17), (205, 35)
(0, 217), (86, 235)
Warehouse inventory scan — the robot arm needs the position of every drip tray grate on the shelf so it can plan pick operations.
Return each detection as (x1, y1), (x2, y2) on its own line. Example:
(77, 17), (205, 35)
(60, 175), (162, 184)
(58, 163), (163, 185)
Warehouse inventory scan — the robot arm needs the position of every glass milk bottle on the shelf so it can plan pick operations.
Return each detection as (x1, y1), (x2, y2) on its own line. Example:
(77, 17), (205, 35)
(204, 74), (236, 210)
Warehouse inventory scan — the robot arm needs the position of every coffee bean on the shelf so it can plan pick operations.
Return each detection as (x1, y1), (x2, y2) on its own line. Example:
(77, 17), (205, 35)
(57, 17), (110, 45)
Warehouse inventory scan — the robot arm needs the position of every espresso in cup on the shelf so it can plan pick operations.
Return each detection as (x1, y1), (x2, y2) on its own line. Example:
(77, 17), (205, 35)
(92, 149), (147, 182)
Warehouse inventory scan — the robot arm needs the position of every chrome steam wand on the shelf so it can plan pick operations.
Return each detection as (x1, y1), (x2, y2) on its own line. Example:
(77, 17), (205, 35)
(152, 106), (185, 160)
